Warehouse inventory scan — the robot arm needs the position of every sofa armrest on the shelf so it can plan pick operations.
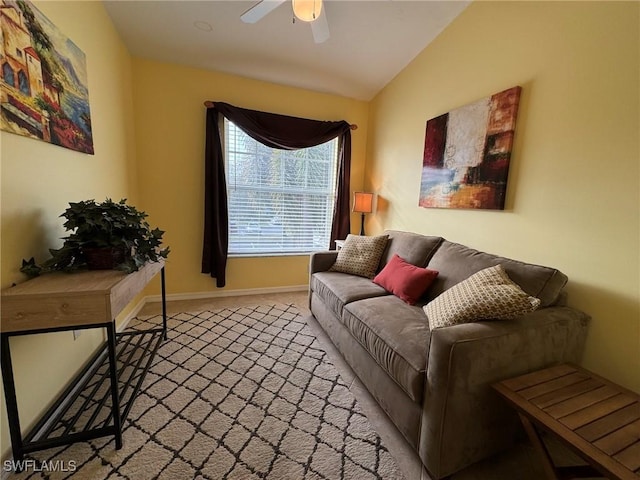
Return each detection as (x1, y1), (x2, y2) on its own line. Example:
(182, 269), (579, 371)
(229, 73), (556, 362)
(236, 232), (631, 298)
(308, 251), (338, 309)
(309, 251), (338, 274)
(419, 306), (590, 478)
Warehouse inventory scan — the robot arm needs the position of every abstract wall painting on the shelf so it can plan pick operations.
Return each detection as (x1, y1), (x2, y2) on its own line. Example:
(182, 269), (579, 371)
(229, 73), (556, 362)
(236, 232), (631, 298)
(0, 0), (94, 154)
(419, 86), (521, 210)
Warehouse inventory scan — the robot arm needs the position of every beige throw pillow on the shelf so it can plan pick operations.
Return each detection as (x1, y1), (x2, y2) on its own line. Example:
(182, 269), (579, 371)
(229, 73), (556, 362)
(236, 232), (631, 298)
(329, 234), (389, 278)
(424, 264), (541, 330)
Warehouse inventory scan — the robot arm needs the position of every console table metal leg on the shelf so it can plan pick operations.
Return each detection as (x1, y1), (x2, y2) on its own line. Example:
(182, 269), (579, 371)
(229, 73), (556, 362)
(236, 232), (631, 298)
(161, 266), (167, 340)
(1, 334), (24, 465)
(106, 323), (123, 449)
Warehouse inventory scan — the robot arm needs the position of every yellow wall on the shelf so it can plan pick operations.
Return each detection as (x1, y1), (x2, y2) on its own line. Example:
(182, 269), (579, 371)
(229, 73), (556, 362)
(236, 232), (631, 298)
(131, 59), (369, 295)
(367, 1), (639, 391)
(0, 1), (138, 458)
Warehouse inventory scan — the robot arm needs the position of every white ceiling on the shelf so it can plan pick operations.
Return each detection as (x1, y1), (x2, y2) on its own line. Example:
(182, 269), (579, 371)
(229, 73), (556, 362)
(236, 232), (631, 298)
(103, 0), (469, 101)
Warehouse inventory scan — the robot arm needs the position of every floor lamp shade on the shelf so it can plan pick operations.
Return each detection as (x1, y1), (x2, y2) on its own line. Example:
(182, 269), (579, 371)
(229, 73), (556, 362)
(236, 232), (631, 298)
(353, 192), (374, 235)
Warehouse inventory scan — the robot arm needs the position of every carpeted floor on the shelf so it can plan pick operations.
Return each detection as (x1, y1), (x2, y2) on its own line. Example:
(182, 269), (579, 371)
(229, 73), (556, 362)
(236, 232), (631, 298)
(10, 304), (404, 480)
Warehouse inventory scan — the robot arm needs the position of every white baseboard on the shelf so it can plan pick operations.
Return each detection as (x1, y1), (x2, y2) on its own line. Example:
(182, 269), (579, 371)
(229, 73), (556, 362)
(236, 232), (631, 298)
(119, 285), (308, 328)
(116, 296), (148, 332)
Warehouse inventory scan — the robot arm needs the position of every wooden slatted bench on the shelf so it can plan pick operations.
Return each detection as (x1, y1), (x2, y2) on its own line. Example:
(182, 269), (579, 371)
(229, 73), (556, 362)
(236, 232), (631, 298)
(494, 363), (640, 480)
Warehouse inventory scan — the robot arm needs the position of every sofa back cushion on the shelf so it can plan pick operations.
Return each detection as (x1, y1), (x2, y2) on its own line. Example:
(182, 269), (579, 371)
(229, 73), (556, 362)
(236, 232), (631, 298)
(426, 241), (568, 307)
(380, 230), (443, 269)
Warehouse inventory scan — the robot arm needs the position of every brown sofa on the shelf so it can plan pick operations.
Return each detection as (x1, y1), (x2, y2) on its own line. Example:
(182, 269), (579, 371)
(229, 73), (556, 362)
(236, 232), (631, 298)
(308, 230), (590, 479)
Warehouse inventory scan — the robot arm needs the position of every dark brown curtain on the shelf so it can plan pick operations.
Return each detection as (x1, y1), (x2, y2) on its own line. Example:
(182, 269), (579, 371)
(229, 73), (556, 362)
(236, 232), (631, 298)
(331, 134), (351, 246)
(202, 102), (352, 287)
(201, 108), (228, 287)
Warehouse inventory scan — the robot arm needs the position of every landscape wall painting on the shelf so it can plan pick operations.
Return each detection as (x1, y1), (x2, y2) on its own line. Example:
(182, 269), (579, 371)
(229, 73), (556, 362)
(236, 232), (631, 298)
(0, 0), (94, 154)
(419, 86), (521, 210)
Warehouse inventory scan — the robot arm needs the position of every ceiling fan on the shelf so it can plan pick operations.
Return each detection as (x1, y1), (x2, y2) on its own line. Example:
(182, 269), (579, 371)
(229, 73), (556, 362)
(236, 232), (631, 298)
(241, 0), (330, 44)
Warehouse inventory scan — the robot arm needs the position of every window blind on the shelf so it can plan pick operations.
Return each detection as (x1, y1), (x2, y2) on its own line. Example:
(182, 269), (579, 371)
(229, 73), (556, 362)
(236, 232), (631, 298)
(225, 119), (338, 255)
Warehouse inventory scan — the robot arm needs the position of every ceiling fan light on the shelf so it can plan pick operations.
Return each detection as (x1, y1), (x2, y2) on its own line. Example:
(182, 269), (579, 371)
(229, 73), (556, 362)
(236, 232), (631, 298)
(292, 0), (322, 22)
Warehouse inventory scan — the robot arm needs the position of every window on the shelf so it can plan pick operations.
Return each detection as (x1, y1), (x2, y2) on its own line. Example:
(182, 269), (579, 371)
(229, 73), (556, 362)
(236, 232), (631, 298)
(224, 119), (338, 255)
(18, 70), (29, 95)
(3, 63), (14, 87)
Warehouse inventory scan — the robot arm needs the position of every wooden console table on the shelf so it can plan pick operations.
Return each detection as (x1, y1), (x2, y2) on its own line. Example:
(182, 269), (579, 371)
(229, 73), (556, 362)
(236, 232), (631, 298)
(494, 363), (639, 480)
(0, 261), (167, 465)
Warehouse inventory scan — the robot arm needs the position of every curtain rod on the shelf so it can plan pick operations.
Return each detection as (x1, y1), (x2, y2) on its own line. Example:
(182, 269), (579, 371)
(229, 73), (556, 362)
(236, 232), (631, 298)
(203, 101), (357, 130)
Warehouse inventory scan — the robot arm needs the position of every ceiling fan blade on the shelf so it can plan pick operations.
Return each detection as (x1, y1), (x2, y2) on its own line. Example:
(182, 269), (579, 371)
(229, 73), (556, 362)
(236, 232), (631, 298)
(241, 0), (286, 24)
(311, 6), (329, 44)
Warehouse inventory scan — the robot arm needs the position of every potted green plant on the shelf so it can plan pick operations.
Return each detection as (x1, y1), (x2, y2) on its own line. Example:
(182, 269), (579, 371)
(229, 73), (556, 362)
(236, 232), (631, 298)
(21, 198), (170, 276)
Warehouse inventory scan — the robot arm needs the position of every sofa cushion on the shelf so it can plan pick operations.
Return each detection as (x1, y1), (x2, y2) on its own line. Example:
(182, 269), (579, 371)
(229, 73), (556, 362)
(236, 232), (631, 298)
(342, 296), (431, 403)
(424, 265), (541, 329)
(373, 254), (439, 305)
(426, 240), (568, 307)
(311, 271), (389, 318)
(329, 234), (389, 278)
(380, 230), (443, 269)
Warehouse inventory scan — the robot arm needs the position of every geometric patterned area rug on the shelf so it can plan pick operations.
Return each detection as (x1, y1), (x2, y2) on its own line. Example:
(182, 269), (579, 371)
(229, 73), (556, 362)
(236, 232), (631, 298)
(12, 304), (405, 480)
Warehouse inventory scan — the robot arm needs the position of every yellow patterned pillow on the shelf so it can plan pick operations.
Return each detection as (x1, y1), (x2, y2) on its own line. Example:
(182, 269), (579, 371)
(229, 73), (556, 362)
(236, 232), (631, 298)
(424, 264), (541, 330)
(329, 234), (389, 278)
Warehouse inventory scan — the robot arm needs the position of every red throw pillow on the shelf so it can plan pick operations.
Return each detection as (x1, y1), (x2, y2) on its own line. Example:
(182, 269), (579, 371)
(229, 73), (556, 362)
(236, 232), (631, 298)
(373, 254), (439, 305)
